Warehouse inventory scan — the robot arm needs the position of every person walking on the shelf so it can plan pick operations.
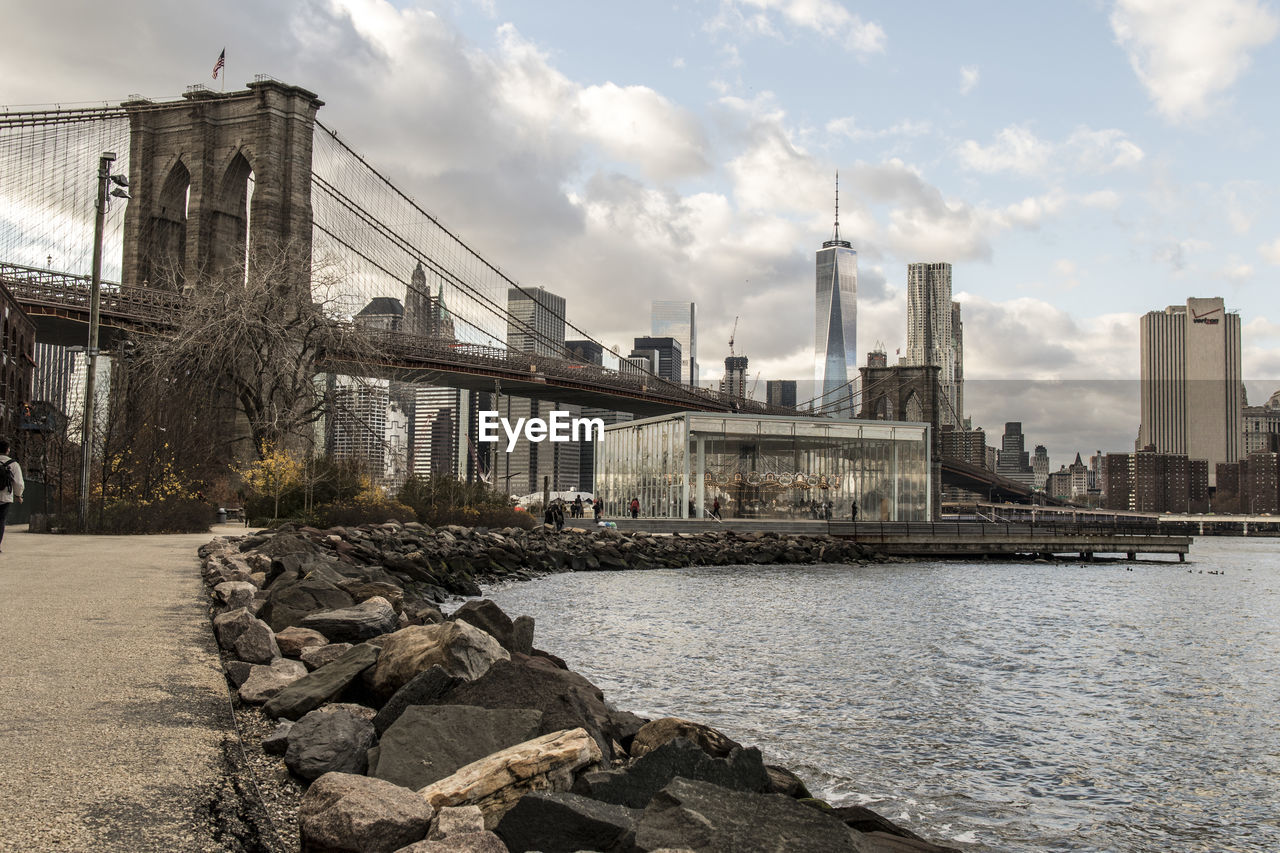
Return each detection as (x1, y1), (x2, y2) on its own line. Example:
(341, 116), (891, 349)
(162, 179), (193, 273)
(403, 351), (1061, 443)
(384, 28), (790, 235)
(593, 498), (602, 520)
(851, 500), (859, 522)
(0, 440), (24, 553)
(711, 498), (721, 520)
(629, 496), (640, 519)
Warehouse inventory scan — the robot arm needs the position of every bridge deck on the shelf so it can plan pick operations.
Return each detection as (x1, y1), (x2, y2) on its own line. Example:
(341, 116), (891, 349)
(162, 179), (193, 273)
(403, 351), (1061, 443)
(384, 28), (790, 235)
(607, 519), (1191, 559)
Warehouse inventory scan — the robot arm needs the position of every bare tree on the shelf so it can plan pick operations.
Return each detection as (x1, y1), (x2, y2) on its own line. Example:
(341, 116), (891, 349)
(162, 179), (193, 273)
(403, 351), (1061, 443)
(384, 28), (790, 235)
(130, 240), (381, 460)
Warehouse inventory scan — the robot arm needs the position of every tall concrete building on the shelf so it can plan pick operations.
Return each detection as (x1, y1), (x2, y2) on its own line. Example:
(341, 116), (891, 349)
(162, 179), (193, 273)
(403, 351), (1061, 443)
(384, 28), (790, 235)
(1139, 297), (1242, 485)
(1032, 444), (1050, 490)
(630, 336), (682, 384)
(766, 380), (797, 409)
(721, 356), (749, 400)
(507, 287), (566, 358)
(904, 263), (962, 426)
(651, 301), (697, 386)
(951, 301), (964, 424)
(815, 176), (858, 415)
(1243, 394), (1280, 455)
(996, 422), (1034, 487)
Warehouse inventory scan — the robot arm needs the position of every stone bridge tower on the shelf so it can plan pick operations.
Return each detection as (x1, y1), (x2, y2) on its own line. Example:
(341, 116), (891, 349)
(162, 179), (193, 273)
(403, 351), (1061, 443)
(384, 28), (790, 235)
(859, 363), (944, 518)
(120, 79), (323, 293)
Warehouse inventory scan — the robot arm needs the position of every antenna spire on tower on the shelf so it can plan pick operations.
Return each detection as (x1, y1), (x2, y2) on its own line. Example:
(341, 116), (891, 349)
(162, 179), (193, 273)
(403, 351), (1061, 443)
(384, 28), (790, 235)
(833, 170), (840, 242)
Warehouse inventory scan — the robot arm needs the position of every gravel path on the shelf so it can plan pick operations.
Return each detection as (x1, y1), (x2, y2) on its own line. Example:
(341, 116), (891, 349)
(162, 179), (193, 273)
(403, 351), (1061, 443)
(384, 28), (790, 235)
(0, 524), (276, 852)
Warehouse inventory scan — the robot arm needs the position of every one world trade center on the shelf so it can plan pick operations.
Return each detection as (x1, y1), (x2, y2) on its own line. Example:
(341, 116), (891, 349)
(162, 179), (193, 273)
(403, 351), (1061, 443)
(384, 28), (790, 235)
(814, 175), (858, 415)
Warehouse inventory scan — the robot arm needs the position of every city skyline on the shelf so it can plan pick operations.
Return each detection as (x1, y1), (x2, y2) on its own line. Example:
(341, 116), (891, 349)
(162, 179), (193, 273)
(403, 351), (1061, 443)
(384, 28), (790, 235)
(4, 0), (1280, 465)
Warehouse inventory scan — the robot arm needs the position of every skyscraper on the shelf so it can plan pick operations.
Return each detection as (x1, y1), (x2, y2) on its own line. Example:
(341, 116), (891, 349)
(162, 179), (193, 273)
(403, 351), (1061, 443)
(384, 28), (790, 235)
(1139, 297), (1242, 485)
(631, 336), (682, 383)
(766, 380), (797, 409)
(651, 301), (697, 386)
(996, 422), (1034, 486)
(815, 176), (857, 415)
(904, 262), (962, 426)
(507, 286), (566, 357)
(721, 356), (749, 400)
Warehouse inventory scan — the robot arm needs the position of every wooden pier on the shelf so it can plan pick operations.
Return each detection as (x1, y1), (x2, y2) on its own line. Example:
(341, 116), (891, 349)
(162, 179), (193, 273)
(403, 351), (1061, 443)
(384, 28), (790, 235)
(608, 519), (1191, 560)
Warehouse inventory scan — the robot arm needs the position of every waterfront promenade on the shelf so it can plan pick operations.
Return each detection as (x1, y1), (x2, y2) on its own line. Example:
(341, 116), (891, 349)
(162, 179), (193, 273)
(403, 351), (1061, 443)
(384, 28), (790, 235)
(0, 525), (262, 852)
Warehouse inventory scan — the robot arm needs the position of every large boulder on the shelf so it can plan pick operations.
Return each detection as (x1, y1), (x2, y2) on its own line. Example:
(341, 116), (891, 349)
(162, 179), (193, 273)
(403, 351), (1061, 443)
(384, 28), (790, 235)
(629, 717), (742, 760)
(367, 622), (509, 700)
(432, 655), (630, 762)
(419, 728), (602, 830)
(239, 658), (309, 704)
(572, 738), (771, 809)
(263, 643), (382, 721)
(299, 772), (433, 853)
(449, 599), (533, 655)
(634, 778), (865, 852)
(233, 617), (281, 664)
(213, 607), (259, 650)
(495, 791), (639, 853)
(372, 666), (463, 736)
(301, 596), (401, 644)
(214, 580), (258, 610)
(286, 706), (378, 781)
(391, 832), (507, 853)
(260, 575), (356, 632)
(276, 626), (330, 658)
(370, 705), (542, 790)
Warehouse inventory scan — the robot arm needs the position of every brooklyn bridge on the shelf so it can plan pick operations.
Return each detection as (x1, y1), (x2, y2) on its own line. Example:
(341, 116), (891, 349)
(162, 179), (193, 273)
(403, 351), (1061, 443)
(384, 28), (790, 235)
(0, 76), (1047, 506)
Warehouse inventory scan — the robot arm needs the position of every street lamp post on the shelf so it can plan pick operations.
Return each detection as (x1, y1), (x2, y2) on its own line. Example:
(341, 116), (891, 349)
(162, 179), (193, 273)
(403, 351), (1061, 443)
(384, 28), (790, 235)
(78, 152), (129, 528)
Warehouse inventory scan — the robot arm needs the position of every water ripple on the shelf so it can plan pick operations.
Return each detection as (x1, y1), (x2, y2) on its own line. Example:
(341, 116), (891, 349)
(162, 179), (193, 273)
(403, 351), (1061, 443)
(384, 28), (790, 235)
(487, 537), (1280, 852)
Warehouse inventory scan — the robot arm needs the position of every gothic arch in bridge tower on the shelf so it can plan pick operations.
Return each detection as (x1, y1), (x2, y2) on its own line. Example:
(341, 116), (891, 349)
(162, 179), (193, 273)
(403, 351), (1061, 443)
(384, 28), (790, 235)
(208, 150), (254, 283)
(143, 159), (191, 286)
(121, 80), (323, 296)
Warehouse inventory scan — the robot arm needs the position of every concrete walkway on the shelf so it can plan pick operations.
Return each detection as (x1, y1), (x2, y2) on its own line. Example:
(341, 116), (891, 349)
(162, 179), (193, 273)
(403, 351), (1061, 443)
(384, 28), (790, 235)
(0, 525), (271, 852)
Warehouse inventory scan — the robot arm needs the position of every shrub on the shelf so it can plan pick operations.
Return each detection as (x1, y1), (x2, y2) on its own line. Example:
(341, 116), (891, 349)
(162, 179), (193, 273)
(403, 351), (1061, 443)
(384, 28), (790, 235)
(312, 498), (418, 528)
(52, 497), (213, 534)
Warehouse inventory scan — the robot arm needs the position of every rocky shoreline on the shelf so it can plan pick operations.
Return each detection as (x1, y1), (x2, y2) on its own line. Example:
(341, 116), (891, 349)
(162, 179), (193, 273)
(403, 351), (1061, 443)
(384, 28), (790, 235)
(201, 521), (955, 852)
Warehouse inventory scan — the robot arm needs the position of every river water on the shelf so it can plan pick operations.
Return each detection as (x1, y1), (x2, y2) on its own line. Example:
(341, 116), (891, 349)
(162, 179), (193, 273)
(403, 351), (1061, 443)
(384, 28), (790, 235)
(486, 537), (1280, 852)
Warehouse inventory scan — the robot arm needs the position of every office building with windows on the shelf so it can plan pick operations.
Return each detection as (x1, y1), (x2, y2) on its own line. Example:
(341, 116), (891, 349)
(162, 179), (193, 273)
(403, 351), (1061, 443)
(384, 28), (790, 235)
(631, 336), (682, 384)
(651, 301), (697, 386)
(507, 286), (566, 357)
(815, 178), (858, 416)
(1139, 297), (1242, 485)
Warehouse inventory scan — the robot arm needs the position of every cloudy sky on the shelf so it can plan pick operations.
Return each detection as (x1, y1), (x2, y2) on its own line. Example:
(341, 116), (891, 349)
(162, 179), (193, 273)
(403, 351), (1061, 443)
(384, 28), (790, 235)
(4, 0), (1280, 463)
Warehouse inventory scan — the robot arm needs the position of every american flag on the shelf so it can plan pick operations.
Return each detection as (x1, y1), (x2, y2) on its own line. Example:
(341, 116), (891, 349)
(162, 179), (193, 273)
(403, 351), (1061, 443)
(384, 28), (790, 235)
(212, 49), (225, 79)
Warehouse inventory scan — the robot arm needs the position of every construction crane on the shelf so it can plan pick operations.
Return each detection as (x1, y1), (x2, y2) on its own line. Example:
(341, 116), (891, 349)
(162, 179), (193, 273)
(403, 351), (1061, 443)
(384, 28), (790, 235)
(728, 315), (739, 357)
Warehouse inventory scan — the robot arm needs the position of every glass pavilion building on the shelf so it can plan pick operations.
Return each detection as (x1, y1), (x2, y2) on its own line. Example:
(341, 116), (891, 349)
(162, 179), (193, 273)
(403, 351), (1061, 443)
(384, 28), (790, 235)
(595, 412), (931, 522)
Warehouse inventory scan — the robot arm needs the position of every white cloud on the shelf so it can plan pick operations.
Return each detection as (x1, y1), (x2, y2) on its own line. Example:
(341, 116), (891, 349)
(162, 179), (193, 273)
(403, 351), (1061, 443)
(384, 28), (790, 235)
(1260, 236), (1280, 264)
(712, 0), (887, 55)
(958, 124), (1145, 176)
(959, 65), (980, 95)
(826, 116), (932, 142)
(1219, 260), (1254, 282)
(1110, 0), (1280, 121)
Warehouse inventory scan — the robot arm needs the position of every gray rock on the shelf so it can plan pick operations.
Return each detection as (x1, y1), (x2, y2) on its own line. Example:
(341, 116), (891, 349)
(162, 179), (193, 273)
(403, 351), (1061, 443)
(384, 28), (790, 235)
(635, 778), (866, 853)
(495, 791), (639, 853)
(371, 705), (542, 790)
(233, 616), (281, 664)
(433, 654), (628, 762)
(213, 607), (258, 650)
(766, 764), (813, 799)
(510, 616), (534, 656)
(301, 596), (401, 644)
(302, 642), (354, 671)
(286, 706), (378, 781)
(276, 625), (329, 657)
(630, 716), (742, 759)
(238, 658), (309, 704)
(214, 580), (258, 610)
(427, 805), (484, 841)
(573, 738), (770, 809)
(299, 771), (433, 853)
(392, 831), (507, 853)
(263, 721), (293, 756)
(225, 660), (255, 687)
(830, 806), (963, 850)
(449, 599), (521, 653)
(260, 574), (356, 632)
(263, 643), (381, 721)
(372, 666), (463, 736)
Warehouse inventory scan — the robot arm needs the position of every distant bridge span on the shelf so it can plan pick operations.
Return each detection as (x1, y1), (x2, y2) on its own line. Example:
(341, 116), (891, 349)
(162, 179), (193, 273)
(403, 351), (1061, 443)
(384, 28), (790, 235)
(1, 262), (780, 418)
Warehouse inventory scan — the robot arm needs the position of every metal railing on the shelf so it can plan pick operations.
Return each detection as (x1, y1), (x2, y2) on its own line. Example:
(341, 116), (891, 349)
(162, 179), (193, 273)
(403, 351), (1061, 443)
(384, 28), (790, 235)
(829, 520), (1186, 540)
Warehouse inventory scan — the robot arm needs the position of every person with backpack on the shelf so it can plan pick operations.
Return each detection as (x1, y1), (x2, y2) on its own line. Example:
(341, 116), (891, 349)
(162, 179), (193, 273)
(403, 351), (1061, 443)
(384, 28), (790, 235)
(0, 440), (24, 553)
(629, 496), (640, 519)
